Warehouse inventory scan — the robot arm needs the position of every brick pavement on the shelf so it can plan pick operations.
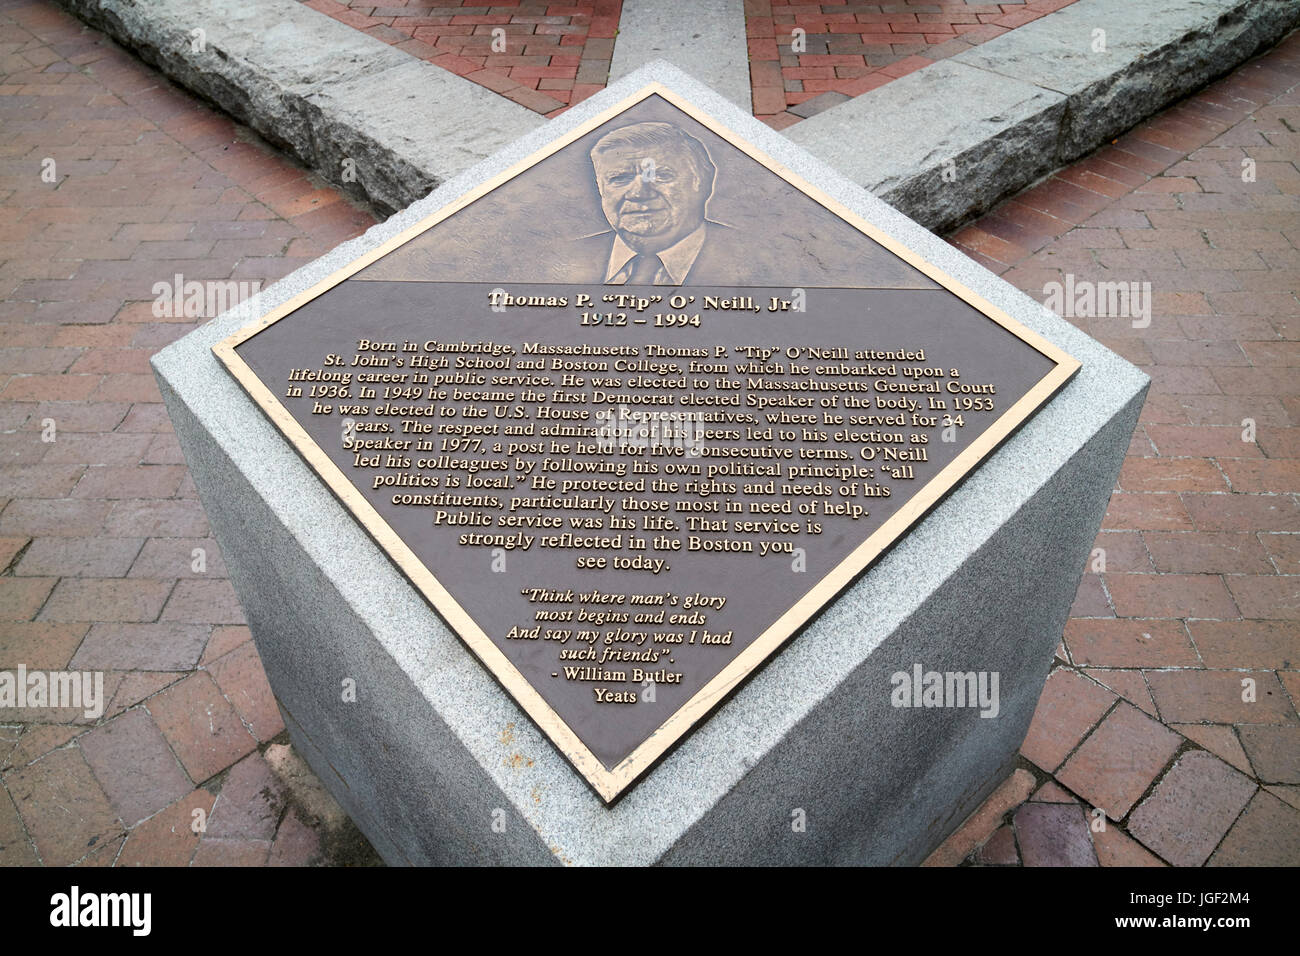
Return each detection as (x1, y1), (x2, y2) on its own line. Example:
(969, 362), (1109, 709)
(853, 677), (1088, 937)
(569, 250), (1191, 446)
(297, 0), (623, 115)
(1, 0), (1296, 866)
(746, 0), (1081, 128)
(296, 0), (1073, 124)
(928, 30), (1300, 866)
(0, 0), (380, 866)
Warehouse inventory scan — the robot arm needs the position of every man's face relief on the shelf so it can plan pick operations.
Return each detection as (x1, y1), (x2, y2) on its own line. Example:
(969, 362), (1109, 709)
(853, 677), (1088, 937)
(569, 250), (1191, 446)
(591, 143), (709, 251)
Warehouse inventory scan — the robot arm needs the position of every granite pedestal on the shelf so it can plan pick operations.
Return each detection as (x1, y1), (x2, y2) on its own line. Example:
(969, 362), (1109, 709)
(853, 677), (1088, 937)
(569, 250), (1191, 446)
(153, 62), (1147, 865)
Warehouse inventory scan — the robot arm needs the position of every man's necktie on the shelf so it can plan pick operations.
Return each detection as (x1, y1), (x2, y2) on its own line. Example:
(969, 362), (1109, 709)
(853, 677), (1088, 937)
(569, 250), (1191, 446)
(626, 253), (661, 285)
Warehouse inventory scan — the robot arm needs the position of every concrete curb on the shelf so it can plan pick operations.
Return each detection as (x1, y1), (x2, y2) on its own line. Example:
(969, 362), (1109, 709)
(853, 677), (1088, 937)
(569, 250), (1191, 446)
(57, 0), (1300, 226)
(789, 0), (1300, 231)
(56, 0), (543, 213)
(610, 0), (751, 114)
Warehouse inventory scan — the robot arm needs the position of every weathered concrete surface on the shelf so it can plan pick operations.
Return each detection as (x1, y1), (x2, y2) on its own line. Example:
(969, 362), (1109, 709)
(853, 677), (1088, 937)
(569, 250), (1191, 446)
(57, 0), (1299, 228)
(153, 61), (1148, 865)
(953, 0), (1300, 159)
(787, 0), (1300, 230)
(56, 0), (541, 212)
(609, 0), (751, 113)
(788, 61), (1068, 237)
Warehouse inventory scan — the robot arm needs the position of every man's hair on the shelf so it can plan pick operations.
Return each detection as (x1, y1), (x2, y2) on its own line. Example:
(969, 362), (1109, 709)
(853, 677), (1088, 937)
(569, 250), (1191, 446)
(590, 122), (716, 195)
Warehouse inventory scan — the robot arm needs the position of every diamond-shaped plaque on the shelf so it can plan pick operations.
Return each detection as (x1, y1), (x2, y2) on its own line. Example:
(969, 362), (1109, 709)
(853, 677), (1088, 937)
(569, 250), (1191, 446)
(215, 84), (1078, 802)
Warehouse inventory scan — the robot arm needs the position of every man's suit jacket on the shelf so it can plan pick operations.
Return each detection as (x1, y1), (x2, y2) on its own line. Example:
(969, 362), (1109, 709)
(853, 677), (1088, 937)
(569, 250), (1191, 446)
(571, 220), (768, 286)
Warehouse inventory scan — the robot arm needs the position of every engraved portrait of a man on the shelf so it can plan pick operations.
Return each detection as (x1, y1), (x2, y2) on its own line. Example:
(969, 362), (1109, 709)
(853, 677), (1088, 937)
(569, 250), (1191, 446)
(353, 106), (938, 290)
(580, 121), (747, 286)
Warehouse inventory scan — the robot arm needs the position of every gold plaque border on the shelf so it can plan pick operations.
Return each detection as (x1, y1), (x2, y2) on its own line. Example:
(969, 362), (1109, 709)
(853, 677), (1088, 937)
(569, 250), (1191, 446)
(214, 82), (1081, 804)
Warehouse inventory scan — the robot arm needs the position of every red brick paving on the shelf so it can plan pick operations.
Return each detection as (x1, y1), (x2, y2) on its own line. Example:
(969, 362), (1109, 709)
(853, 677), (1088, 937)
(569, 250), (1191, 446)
(297, 0), (1076, 125)
(1013, 801), (1099, 866)
(2, 0), (1297, 867)
(0, 0), (379, 866)
(928, 32), (1300, 866)
(298, 0), (622, 116)
(747, 0), (1081, 128)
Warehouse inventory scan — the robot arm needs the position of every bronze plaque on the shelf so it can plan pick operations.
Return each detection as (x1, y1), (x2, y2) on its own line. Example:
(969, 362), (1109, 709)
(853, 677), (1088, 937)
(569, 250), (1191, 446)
(215, 84), (1079, 802)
